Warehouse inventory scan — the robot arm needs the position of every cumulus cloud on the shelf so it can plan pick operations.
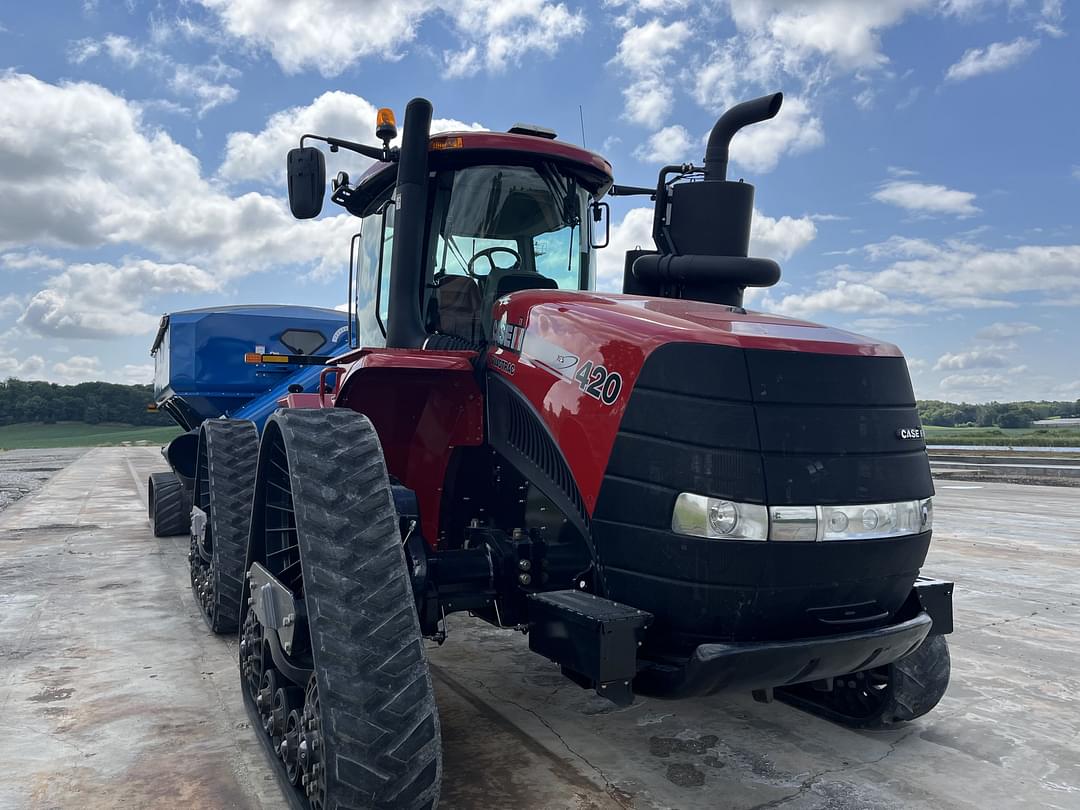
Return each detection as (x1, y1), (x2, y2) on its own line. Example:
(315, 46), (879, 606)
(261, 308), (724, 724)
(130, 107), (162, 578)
(220, 91), (485, 187)
(19, 260), (221, 339)
(945, 37), (1039, 82)
(1, 250), (66, 271)
(934, 348), (1009, 370)
(52, 355), (105, 383)
(728, 96), (824, 173)
(939, 372), (1012, 393)
(0, 73), (355, 281)
(196, 0), (585, 78)
(976, 321), (1041, 339)
(872, 180), (979, 217)
(612, 19), (692, 127)
(596, 205), (816, 292)
(633, 125), (695, 163)
(767, 280), (924, 319)
(0, 353), (46, 379)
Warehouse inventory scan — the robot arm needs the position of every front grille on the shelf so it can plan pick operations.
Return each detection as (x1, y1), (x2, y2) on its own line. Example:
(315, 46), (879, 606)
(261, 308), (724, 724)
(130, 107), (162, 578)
(591, 342), (933, 645)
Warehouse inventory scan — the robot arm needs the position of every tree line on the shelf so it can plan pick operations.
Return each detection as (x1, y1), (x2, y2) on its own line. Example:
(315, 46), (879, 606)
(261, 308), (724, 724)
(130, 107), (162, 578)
(1, 377), (1077, 431)
(0, 379), (171, 426)
(918, 399), (1080, 429)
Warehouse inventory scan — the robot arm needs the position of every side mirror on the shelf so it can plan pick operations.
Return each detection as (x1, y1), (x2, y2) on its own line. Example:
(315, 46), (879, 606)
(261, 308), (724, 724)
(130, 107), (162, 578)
(287, 146), (326, 219)
(589, 201), (610, 249)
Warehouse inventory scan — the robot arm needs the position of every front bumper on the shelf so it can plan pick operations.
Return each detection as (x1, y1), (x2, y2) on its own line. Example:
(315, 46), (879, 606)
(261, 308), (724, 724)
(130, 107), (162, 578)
(635, 611), (933, 699)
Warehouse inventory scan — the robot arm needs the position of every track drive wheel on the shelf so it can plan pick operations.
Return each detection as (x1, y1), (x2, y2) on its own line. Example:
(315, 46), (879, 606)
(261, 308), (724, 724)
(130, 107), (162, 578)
(191, 419), (259, 634)
(148, 471), (190, 537)
(241, 409), (442, 810)
(779, 634), (951, 729)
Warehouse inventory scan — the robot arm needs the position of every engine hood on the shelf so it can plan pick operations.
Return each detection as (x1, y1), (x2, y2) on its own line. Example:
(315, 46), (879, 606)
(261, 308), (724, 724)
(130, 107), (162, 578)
(492, 290), (903, 359)
(487, 290), (912, 515)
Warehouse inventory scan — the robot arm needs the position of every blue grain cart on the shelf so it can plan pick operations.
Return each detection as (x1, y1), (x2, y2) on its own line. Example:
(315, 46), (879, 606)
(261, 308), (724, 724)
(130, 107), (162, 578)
(147, 304), (350, 632)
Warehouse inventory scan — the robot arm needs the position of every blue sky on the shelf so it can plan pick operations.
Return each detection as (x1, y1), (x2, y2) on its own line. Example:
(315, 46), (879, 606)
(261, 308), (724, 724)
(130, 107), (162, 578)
(0, 0), (1076, 402)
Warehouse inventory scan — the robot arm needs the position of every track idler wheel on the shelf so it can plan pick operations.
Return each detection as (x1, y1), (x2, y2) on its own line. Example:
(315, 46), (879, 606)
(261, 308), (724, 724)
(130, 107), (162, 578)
(240, 604), (266, 704)
(778, 634), (952, 728)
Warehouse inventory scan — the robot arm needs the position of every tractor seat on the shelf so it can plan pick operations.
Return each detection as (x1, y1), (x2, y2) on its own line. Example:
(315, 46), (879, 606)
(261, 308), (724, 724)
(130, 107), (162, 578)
(433, 275), (483, 344)
(481, 269), (558, 325)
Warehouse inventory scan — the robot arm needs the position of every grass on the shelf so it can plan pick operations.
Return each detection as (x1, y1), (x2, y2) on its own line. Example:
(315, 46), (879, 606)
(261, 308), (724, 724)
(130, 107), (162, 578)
(923, 424), (1080, 447)
(0, 422), (181, 450)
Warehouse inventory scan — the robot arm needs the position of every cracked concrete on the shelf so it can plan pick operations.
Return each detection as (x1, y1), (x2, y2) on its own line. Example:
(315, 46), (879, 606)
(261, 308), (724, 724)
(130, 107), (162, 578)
(2, 450), (1078, 809)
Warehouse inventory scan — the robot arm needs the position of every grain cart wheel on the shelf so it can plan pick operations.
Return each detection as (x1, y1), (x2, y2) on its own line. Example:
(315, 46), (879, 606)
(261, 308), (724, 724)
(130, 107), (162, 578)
(190, 419), (259, 634)
(240, 409), (442, 810)
(779, 635), (951, 729)
(148, 471), (190, 537)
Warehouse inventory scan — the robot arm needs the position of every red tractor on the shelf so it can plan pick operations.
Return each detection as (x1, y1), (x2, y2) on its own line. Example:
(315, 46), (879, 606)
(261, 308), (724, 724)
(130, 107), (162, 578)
(230, 94), (953, 809)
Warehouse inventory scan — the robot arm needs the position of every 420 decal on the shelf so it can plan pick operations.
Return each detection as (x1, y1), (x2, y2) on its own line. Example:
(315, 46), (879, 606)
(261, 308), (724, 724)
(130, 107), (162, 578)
(573, 360), (623, 406)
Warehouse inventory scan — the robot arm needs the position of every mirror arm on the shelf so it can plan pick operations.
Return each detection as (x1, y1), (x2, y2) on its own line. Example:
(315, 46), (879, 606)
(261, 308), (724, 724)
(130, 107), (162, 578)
(300, 133), (399, 163)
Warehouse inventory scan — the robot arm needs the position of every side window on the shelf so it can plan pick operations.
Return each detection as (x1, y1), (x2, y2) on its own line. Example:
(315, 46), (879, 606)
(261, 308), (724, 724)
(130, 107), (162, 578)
(377, 203), (395, 330)
(280, 329), (326, 355)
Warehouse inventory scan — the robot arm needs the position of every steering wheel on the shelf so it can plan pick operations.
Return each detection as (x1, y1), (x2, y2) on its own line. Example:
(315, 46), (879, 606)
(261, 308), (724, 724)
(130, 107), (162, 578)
(466, 246), (521, 277)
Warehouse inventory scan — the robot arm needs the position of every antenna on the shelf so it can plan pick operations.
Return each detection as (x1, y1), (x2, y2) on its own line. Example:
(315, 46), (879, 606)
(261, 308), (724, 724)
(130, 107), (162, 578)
(578, 104), (587, 148)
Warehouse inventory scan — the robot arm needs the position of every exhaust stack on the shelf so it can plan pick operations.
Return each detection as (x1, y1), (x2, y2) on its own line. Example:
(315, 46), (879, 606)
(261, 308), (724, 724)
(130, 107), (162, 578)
(628, 92), (785, 308)
(385, 97), (433, 350)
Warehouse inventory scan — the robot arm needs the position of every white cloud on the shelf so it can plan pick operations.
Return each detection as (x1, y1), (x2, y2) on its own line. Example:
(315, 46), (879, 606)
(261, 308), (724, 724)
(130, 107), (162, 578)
(945, 37), (1039, 82)
(220, 91), (485, 187)
(872, 180), (979, 217)
(725, 0), (931, 70)
(934, 348), (1009, 370)
(767, 280), (924, 318)
(0, 353), (46, 379)
(1, 250), (66, 271)
(749, 210), (817, 260)
(596, 207), (654, 291)
(69, 34), (240, 116)
(976, 321), (1041, 339)
(728, 96), (824, 173)
(0, 73), (355, 281)
(633, 125), (695, 163)
(613, 19), (692, 127)
(196, 0), (585, 78)
(169, 58), (240, 116)
(116, 363), (155, 384)
(52, 355), (104, 383)
(939, 372), (1012, 393)
(19, 260), (221, 339)
(596, 205), (816, 292)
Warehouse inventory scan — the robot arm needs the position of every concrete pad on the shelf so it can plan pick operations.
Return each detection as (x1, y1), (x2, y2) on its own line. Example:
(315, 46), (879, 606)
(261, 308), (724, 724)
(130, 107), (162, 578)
(2, 450), (1078, 809)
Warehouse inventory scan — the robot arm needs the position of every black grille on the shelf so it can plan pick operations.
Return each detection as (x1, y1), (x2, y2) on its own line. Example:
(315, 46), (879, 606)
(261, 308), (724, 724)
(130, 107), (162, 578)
(591, 342), (933, 645)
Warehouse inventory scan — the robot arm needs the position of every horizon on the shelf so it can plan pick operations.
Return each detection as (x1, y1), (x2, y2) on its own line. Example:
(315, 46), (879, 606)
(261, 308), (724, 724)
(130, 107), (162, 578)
(0, 1), (1077, 403)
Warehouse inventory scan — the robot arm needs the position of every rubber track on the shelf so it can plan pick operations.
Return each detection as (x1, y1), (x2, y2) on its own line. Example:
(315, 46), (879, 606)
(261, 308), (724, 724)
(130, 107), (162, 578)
(148, 471), (190, 537)
(275, 408), (442, 810)
(199, 419), (259, 634)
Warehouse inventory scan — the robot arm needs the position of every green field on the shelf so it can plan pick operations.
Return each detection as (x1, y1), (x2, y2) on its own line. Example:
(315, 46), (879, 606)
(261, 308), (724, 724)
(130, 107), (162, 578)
(923, 425), (1080, 447)
(0, 422), (181, 450)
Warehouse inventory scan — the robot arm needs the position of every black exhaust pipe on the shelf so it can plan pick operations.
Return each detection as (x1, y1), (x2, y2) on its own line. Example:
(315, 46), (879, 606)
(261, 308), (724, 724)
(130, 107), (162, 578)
(386, 97), (432, 350)
(703, 92), (783, 181)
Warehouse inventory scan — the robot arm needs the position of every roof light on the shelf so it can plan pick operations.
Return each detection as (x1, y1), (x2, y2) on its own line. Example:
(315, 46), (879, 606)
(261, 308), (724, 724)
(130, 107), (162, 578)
(376, 108), (397, 145)
(430, 136), (464, 150)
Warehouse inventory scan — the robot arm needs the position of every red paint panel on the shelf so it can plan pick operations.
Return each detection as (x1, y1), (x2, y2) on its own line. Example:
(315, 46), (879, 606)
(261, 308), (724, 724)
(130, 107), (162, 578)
(335, 350), (484, 546)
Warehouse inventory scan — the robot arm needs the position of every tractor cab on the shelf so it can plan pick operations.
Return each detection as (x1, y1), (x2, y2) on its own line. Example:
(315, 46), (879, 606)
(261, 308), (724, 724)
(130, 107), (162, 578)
(288, 112), (613, 351)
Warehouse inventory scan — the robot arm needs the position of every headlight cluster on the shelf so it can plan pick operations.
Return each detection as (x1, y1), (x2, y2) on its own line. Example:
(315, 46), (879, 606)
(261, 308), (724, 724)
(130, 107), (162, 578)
(672, 493), (932, 542)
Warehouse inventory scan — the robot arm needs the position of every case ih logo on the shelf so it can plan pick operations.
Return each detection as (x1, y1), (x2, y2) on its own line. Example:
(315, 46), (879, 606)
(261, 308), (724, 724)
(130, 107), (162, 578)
(897, 427), (924, 440)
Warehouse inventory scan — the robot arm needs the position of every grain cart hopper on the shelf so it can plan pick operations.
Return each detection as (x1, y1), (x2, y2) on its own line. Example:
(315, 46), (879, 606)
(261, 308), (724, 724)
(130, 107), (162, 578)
(148, 304), (349, 631)
(229, 95), (953, 809)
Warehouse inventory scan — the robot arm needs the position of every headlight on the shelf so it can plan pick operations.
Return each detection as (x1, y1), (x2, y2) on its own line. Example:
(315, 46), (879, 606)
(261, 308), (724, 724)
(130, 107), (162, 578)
(671, 494), (769, 541)
(672, 494), (933, 542)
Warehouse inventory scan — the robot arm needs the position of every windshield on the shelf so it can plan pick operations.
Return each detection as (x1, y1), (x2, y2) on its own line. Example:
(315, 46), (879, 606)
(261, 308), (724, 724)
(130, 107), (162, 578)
(427, 164), (592, 290)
